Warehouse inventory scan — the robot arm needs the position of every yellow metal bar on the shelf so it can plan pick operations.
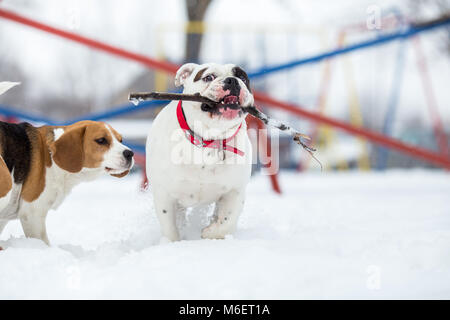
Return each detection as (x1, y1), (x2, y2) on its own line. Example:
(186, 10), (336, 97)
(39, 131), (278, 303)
(304, 30), (336, 171)
(339, 31), (371, 170)
(161, 21), (326, 34)
(185, 21), (206, 34)
(155, 26), (168, 107)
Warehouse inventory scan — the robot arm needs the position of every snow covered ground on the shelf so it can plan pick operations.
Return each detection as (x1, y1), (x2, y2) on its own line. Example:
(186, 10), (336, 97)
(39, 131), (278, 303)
(1, 170), (449, 299)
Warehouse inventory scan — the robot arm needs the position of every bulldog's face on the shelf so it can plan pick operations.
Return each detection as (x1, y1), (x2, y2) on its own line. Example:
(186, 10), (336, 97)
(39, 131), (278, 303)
(175, 63), (254, 133)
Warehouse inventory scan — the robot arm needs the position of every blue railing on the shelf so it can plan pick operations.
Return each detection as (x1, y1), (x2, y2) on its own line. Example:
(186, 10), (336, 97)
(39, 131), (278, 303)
(2, 99), (168, 126)
(248, 17), (450, 78)
(0, 104), (60, 125)
(0, 100), (167, 153)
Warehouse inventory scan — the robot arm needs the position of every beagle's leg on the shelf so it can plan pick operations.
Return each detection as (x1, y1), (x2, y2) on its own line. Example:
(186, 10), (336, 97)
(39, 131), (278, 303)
(202, 189), (245, 239)
(19, 210), (50, 245)
(152, 187), (180, 242)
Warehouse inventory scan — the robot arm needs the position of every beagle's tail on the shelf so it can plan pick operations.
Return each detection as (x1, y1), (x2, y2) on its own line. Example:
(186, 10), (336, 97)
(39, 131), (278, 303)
(0, 82), (20, 96)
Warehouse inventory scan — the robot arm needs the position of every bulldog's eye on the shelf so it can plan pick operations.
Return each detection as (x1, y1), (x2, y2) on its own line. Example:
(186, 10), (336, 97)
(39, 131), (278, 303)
(239, 75), (248, 83)
(95, 137), (108, 145)
(203, 74), (215, 82)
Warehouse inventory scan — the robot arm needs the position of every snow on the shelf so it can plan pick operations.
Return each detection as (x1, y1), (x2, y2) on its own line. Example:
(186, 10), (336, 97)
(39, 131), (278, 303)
(1, 170), (449, 299)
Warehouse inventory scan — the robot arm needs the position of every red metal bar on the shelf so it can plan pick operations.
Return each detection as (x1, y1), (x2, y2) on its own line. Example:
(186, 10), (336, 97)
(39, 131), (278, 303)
(247, 117), (281, 194)
(254, 92), (450, 169)
(298, 31), (342, 171)
(134, 153), (148, 190)
(1, 7), (449, 169)
(0, 8), (179, 74)
(413, 37), (449, 158)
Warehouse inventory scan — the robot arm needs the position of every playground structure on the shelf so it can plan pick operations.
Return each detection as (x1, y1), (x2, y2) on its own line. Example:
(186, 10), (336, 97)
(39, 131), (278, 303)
(0, 6), (449, 193)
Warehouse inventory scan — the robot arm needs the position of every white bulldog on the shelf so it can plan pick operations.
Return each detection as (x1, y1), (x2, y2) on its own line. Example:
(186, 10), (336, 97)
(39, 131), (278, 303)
(146, 63), (254, 241)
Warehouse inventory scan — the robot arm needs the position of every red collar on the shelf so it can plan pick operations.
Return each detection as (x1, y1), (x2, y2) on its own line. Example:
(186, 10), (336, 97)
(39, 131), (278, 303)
(176, 100), (244, 156)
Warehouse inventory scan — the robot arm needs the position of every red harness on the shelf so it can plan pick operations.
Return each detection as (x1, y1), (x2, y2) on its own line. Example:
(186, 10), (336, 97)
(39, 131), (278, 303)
(176, 100), (244, 156)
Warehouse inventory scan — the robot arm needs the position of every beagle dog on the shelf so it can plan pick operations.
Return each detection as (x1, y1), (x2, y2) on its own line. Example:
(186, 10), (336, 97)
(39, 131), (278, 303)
(0, 84), (134, 245)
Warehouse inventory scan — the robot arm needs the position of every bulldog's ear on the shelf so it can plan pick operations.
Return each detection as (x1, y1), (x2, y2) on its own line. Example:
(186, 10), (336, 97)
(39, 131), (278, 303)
(50, 126), (86, 173)
(175, 63), (198, 87)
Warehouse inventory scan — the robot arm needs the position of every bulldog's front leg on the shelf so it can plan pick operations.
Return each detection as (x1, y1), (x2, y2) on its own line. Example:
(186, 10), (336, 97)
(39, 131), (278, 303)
(153, 187), (180, 241)
(19, 210), (50, 245)
(202, 189), (245, 239)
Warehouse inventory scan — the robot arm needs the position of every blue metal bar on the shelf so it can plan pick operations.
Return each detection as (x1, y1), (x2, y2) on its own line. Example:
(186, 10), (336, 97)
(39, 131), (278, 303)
(0, 99), (167, 125)
(376, 40), (407, 169)
(64, 100), (167, 124)
(123, 141), (146, 154)
(0, 104), (59, 125)
(248, 18), (450, 78)
(376, 6), (407, 170)
(0, 95), (173, 155)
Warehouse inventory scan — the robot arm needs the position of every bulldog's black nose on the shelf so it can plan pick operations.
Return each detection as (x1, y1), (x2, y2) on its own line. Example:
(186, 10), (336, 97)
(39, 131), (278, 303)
(223, 77), (240, 91)
(123, 149), (134, 161)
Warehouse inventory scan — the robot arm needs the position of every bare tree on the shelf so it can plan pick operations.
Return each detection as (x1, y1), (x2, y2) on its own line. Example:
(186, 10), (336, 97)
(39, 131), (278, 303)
(185, 0), (212, 63)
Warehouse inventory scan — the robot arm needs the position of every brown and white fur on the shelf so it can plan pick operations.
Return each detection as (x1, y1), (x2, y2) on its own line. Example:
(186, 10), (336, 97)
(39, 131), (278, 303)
(0, 85), (134, 245)
(146, 63), (254, 241)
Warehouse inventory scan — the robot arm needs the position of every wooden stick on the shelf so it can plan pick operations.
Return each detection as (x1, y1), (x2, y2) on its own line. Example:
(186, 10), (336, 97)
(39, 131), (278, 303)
(129, 92), (215, 105)
(129, 91), (321, 167)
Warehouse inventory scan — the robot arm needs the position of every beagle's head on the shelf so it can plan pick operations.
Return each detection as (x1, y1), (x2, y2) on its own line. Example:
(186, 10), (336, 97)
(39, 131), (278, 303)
(50, 121), (134, 177)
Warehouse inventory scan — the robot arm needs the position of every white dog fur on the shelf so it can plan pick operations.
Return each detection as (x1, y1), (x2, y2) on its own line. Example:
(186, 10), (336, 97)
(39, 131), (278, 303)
(146, 63), (254, 241)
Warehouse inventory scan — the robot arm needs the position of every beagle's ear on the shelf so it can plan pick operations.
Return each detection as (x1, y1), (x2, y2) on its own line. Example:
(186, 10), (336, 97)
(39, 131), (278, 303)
(50, 126), (86, 173)
(174, 63), (198, 87)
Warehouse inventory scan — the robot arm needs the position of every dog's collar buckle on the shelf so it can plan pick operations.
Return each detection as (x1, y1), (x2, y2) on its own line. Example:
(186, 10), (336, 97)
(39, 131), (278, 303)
(177, 100), (244, 156)
(186, 131), (206, 148)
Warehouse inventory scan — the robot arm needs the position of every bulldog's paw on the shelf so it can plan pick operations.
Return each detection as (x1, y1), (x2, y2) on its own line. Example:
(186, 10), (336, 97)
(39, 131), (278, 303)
(201, 223), (228, 240)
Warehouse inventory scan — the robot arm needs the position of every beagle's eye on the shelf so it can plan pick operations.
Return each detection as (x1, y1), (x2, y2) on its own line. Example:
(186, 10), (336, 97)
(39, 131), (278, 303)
(203, 74), (216, 82)
(95, 137), (108, 145)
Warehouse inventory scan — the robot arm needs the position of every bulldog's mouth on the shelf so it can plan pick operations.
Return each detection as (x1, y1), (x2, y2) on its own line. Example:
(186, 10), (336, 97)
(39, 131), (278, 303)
(218, 95), (241, 119)
(200, 95), (244, 119)
(220, 95), (240, 106)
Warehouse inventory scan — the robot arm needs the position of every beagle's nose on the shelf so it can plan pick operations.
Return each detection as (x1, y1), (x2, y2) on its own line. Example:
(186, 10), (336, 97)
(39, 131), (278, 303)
(123, 149), (134, 161)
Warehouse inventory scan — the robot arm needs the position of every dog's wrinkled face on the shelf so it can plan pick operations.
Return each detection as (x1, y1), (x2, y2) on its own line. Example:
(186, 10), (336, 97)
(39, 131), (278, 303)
(175, 63), (254, 132)
(50, 121), (134, 177)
